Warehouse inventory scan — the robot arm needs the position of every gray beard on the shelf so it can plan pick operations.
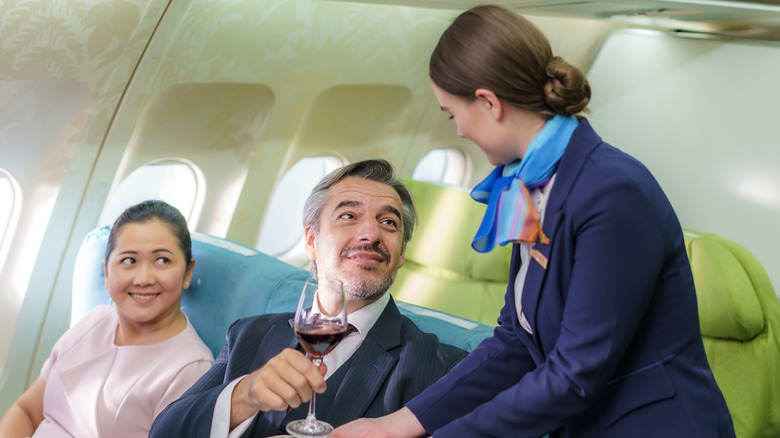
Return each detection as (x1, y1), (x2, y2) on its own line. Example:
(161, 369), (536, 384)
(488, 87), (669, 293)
(344, 273), (395, 302)
(313, 261), (396, 302)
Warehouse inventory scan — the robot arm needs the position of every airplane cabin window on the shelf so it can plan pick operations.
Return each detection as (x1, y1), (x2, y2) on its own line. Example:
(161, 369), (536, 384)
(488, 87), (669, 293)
(98, 159), (205, 229)
(412, 148), (471, 187)
(0, 169), (20, 270)
(256, 156), (345, 266)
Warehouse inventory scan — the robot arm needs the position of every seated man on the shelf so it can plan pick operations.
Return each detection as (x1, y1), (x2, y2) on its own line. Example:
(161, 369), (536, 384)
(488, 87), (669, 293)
(150, 159), (467, 437)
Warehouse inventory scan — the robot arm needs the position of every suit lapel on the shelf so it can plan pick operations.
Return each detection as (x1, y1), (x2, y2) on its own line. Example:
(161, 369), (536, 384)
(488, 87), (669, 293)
(334, 337), (397, 422)
(317, 298), (402, 426)
(247, 321), (299, 436)
(251, 323), (298, 371)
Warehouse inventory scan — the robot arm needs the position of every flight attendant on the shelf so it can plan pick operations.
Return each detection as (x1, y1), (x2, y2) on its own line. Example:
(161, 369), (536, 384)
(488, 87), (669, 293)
(333, 5), (735, 437)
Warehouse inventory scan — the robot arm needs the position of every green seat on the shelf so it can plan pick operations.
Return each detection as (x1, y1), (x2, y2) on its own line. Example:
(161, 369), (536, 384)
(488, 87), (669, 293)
(389, 179), (512, 326)
(684, 230), (780, 437)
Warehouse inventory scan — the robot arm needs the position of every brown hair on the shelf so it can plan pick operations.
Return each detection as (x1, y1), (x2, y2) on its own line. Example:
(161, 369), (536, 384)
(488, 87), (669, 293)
(430, 4), (590, 119)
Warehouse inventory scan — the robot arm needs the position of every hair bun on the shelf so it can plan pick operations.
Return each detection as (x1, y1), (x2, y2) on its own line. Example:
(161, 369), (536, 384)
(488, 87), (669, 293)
(544, 57), (591, 115)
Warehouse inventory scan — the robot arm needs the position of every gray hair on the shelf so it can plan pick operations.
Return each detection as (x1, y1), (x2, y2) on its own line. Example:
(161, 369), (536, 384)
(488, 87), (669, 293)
(302, 159), (416, 251)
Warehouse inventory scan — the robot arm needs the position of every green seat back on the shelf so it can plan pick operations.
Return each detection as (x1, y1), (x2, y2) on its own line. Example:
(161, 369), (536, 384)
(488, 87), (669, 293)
(390, 179), (512, 326)
(684, 230), (780, 437)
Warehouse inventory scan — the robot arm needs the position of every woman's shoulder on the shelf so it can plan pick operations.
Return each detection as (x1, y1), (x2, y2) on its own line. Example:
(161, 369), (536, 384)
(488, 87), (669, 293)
(159, 314), (215, 363)
(43, 305), (117, 375)
(562, 129), (662, 204)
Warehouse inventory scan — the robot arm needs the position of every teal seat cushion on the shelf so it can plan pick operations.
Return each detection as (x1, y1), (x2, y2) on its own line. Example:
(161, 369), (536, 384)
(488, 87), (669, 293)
(395, 301), (494, 352)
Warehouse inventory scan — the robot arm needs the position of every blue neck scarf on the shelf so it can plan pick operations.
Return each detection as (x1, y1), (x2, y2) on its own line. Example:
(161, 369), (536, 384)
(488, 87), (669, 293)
(470, 114), (579, 253)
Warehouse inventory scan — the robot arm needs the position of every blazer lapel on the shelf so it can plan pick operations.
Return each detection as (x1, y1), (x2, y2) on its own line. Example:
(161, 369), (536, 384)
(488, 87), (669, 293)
(544, 118), (602, 217)
(522, 119), (603, 354)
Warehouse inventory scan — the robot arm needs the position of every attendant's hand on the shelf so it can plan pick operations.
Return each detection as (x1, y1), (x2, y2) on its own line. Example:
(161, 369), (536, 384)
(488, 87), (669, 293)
(229, 348), (327, 428)
(332, 407), (427, 438)
(332, 418), (394, 438)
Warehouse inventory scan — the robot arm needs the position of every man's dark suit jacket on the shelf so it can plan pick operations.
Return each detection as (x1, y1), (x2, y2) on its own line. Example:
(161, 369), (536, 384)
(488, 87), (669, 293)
(150, 296), (466, 437)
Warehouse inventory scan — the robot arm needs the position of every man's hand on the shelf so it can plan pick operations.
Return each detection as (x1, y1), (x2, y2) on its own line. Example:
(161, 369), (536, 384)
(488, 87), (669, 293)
(229, 348), (327, 428)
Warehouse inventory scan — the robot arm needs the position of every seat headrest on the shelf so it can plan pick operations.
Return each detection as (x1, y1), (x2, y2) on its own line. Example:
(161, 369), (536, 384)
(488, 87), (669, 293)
(401, 178), (512, 282)
(72, 226), (114, 324)
(684, 231), (768, 340)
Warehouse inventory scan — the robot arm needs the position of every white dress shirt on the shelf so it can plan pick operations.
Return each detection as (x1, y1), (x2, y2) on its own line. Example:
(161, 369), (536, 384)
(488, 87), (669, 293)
(211, 292), (391, 438)
(514, 174), (556, 335)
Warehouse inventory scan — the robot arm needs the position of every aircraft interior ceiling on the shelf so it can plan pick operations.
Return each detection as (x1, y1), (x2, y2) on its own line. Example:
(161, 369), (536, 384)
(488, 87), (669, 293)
(1, 0), (779, 413)
(352, 0), (780, 41)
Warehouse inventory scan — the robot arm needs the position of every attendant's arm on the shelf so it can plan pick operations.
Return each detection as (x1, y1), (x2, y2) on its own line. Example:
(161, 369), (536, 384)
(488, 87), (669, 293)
(333, 319), (531, 437)
(402, 284), (534, 433)
(228, 348), (326, 428)
(0, 376), (46, 437)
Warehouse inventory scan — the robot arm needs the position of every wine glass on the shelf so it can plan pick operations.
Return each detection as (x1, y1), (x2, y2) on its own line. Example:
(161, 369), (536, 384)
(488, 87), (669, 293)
(286, 277), (348, 437)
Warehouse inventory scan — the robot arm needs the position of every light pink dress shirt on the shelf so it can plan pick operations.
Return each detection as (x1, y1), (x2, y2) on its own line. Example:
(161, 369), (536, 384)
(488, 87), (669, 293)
(34, 305), (213, 438)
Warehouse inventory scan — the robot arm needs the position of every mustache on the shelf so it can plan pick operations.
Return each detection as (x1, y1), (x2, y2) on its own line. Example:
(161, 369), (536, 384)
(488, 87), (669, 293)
(340, 243), (390, 262)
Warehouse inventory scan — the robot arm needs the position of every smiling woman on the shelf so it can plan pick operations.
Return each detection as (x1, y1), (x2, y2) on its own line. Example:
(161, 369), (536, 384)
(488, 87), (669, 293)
(103, 206), (194, 346)
(0, 200), (214, 438)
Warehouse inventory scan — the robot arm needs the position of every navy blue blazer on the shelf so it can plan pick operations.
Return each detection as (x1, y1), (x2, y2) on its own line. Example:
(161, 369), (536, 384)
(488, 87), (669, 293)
(407, 120), (734, 437)
(150, 297), (465, 437)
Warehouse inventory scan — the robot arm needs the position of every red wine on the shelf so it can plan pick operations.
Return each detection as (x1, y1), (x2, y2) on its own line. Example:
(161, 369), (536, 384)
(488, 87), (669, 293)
(296, 323), (347, 358)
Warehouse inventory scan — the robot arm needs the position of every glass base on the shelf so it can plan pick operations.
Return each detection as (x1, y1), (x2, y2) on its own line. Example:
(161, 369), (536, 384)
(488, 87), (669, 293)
(286, 418), (334, 437)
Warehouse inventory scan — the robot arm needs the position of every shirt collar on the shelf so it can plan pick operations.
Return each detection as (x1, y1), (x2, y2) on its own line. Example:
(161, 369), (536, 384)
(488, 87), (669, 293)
(347, 292), (390, 339)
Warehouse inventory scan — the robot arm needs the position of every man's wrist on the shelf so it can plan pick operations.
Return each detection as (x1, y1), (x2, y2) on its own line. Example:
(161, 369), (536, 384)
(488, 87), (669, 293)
(229, 376), (258, 429)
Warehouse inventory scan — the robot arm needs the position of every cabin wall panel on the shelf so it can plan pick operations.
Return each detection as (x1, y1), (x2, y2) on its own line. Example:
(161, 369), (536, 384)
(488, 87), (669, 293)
(106, 82), (276, 236)
(0, 0), (172, 411)
(0, 81), (92, 372)
(588, 30), (780, 294)
(205, 0), (462, 244)
(81, 0), (456, 247)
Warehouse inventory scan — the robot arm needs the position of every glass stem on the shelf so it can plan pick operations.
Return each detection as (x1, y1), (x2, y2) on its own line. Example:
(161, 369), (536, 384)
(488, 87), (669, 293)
(306, 357), (322, 423)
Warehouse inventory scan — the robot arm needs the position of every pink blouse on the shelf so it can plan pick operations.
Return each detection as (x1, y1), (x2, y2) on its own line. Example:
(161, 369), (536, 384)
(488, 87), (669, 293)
(34, 305), (213, 438)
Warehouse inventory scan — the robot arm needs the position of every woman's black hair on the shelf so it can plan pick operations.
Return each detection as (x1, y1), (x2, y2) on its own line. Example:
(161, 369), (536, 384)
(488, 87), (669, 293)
(104, 200), (193, 269)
